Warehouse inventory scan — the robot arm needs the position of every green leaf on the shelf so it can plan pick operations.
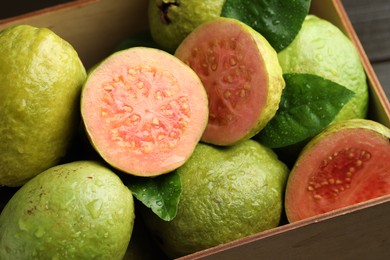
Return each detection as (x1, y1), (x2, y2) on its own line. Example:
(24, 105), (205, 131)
(125, 171), (182, 221)
(255, 73), (355, 148)
(221, 0), (311, 52)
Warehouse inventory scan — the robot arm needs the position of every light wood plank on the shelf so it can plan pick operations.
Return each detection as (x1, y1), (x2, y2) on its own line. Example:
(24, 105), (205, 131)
(181, 196), (390, 260)
(373, 61), (390, 98)
(0, 0), (149, 69)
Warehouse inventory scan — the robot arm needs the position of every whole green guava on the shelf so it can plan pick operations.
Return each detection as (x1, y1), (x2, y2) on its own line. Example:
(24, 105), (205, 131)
(148, 0), (225, 53)
(0, 161), (135, 260)
(277, 15), (369, 121)
(0, 24), (87, 187)
(140, 140), (289, 258)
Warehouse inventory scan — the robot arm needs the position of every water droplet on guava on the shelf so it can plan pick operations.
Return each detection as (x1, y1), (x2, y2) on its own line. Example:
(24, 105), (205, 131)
(251, 201), (260, 207)
(34, 227), (45, 238)
(228, 174), (237, 181)
(107, 217), (114, 225)
(32, 251), (38, 257)
(17, 146), (25, 154)
(94, 179), (103, 187)
(315, 54), (323, 61)
(18, 218), (29, 231)
(72, 231), (81, 238)
(86, 199), (103, 219)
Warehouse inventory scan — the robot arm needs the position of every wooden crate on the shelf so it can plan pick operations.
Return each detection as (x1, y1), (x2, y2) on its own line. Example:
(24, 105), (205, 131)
(1, 0), (389, 259)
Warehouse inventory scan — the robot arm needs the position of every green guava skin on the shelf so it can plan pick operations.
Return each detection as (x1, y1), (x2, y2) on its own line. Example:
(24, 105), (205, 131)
(148, 0), (225, 53)
(238, 20), (286, 144)
(299, 119), (390, 155)
(141, 140), (289, 258)
(278, 15), (369, 121)
(0, 25), (87, 187)
(0, 161), (135, 260)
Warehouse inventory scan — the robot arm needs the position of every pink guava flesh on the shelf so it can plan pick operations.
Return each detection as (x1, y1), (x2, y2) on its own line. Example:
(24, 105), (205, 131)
(81, 47), (208, 176)
(175, 19), (268, 145)
(285, 128), (390, 222)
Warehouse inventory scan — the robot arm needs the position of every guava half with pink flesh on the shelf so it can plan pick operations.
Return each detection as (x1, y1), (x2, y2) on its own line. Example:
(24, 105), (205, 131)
(285, 119), (390, 222)
(81, 47), (209, 176)
(175, 17), (285, 146)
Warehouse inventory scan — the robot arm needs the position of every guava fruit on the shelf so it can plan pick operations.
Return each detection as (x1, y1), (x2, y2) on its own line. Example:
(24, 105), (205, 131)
(81, 47), (209, 177)
(148, 0), (310, 53)
(285, 119), (390, 222)
(148, 0), (225, 53)
(277, 15), (369, 121)
(0, 160), (135, 259)
(175, 17), (285, 146)
(0, 24), (87, 187)
(140, 140), (289, 258)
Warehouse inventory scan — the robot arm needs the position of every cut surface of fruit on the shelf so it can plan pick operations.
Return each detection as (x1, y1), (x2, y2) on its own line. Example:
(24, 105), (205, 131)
(81, 47), (208, 176)
(175, 17), (284, 146)
(285, 119), (390, 222)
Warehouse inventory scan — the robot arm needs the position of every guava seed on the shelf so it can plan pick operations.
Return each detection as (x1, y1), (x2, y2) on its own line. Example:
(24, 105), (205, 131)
(307, 147), (372, 201)
(185, 40), (254, 126)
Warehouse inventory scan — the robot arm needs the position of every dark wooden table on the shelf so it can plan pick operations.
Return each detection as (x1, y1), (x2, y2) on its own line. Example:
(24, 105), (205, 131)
(0, 0), (389, 99)
(342, 0), (390, 98)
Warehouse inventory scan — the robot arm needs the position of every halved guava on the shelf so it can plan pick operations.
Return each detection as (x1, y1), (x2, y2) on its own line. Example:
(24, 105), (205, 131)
(148, 0), (310, 53)
(175, 17), (285, 146)
(81, 47), (209, 177)
(285, 119), (390, 222)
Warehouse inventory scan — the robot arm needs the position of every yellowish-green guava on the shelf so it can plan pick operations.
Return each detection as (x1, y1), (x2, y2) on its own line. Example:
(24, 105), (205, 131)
(0, 25), (87, 186)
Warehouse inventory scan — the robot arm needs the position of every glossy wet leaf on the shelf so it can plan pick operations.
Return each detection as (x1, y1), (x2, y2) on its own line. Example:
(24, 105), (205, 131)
(221, 0), (311, 52)
(255, 73), (355, 148)
(125, 171), (182, 221)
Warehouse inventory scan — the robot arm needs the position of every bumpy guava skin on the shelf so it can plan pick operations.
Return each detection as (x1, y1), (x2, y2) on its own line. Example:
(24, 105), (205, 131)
(0, 25), (87, 187)
(0, 161), (135, 260)
(278, 15), (369, 121)
(141, 140), (289, 258)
